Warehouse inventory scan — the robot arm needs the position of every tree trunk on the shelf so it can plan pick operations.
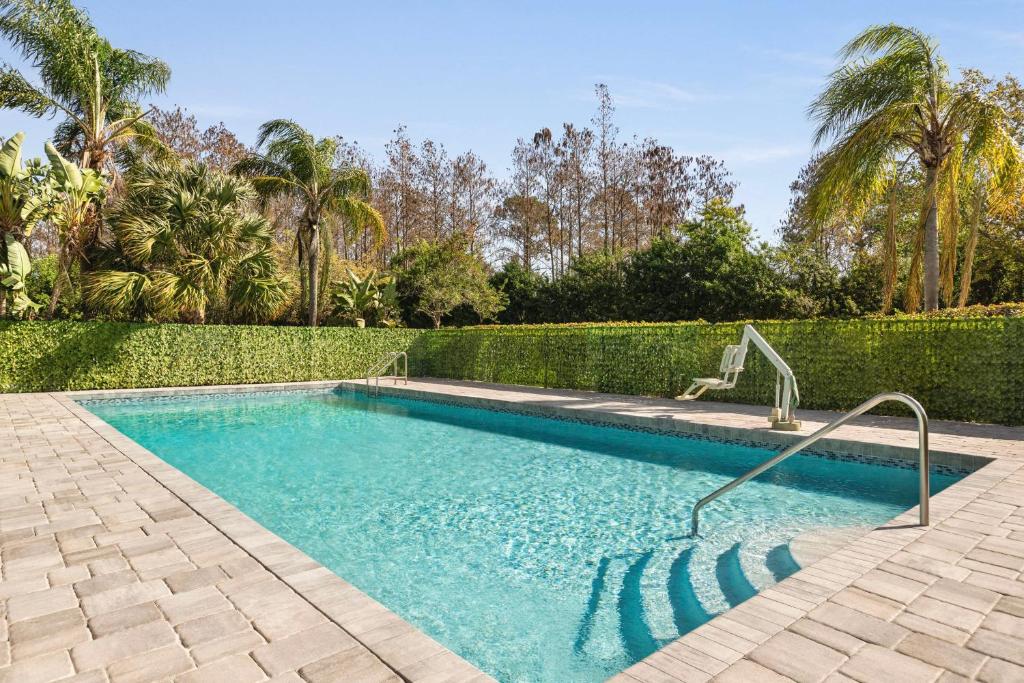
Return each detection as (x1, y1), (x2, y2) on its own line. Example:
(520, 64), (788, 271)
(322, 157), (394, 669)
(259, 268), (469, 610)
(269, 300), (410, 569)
(307, 223), (320, 327)
(48, 261), (66, 318)
(881, 184), (899, 314)
(297, 235), (306, 315)
(957, 184), (985, 308)
(922, 165), (940, 312)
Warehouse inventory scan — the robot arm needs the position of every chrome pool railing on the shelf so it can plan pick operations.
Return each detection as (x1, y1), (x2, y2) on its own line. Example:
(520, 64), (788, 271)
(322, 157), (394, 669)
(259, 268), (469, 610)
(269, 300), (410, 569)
(365, 351), (408, 397)
(690, 392), (930, 537)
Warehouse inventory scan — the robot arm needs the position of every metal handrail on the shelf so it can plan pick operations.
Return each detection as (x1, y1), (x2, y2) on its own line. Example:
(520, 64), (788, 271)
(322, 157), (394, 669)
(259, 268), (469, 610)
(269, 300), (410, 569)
(365, 352), (408, 397)
(690, 392), (929, 536)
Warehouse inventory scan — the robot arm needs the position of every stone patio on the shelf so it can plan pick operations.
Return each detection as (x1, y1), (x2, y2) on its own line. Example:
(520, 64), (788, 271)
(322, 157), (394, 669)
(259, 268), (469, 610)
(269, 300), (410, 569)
(1, 378), (1023, 682)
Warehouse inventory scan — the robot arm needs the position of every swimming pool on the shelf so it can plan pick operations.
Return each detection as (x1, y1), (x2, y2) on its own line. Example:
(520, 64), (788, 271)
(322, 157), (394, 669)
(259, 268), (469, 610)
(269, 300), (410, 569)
(83, 389), (960, 682)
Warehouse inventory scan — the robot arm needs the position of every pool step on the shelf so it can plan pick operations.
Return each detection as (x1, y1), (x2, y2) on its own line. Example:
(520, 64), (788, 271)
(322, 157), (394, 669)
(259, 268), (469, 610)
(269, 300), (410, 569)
(715, 542), (758, 607)
(667, 546), (713, 634)
(573, 536), (817, 661)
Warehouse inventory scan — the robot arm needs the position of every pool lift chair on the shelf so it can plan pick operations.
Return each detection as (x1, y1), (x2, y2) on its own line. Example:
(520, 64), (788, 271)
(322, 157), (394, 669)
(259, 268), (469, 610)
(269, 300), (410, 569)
(676, 324), (801, 431)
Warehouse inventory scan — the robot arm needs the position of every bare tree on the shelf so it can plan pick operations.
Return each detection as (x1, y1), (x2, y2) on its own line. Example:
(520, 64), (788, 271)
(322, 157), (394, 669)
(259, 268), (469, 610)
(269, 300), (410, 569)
(451, 151), (497, 257)
(532, 128), (564, 277)
(557, 123), (594, 261)
(591, 83), (620, 253)
(149, 106), (248, 172)
(375, 126), (421, 258)
(417, 140), (452, 241)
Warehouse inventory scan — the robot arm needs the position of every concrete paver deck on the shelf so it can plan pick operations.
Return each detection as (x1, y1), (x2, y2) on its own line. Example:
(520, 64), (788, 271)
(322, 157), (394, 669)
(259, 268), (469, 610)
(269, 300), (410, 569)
(2, 377), (1023, 683)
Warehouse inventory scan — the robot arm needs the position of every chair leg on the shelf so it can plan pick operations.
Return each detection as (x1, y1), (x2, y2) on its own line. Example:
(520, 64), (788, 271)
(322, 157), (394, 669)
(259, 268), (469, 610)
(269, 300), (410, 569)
(676, 383), (707, 401)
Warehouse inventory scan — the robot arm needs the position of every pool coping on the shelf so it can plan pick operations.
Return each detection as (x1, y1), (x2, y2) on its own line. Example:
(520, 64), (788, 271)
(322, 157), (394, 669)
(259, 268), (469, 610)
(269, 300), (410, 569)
(59, 379), (1024, 682)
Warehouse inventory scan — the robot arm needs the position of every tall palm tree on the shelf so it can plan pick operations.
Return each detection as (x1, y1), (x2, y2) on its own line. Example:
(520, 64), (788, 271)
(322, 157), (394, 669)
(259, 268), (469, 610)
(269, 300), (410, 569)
(807, 24), (1021, 312)
(84, 161), (289, 323)
(233, 119), (385, 326)
(0, 0), (170, 175)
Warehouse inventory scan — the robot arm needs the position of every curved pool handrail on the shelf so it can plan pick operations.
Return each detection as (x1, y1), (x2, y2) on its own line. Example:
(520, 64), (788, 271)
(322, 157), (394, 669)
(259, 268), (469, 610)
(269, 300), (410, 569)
(690, 392), (929, 537)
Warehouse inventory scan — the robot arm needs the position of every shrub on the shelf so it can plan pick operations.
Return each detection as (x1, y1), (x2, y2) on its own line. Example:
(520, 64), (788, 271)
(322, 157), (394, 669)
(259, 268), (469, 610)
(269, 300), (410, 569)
(413, 314), (1024, 425)
(3, 311), (1022, 425)
(0, 321), (421, 392)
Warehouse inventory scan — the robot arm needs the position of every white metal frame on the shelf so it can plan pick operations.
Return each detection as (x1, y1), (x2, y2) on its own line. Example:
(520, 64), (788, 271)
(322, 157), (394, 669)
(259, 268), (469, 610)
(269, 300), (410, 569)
(677, 324), (800, 429)
(365, 351), (408, 397)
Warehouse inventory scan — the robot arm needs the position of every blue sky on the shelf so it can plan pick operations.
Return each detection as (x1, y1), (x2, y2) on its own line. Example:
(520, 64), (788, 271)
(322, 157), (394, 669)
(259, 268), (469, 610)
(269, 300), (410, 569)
(1, 0), (1022, 240)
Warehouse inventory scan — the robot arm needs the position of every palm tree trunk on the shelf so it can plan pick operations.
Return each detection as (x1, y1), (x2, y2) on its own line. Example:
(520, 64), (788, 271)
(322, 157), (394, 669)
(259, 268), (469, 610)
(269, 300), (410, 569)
(881, 184), (899, 314)
(922, 165), (940, 311)
(307, 223), (320, 327)
(48, 258), (67, 318)
(957, 183), (985, 308)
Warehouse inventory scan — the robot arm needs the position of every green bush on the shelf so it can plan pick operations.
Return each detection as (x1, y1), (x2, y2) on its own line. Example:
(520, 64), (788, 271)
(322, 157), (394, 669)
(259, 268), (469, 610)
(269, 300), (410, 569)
(2, 313), (1022, 425)
(412, 316), (1024, 425)
(0, 321), (422, 392)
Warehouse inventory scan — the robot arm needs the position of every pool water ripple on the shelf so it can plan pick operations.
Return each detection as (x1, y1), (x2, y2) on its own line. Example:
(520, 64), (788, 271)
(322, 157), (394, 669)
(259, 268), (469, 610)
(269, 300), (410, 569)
(84, 390), (959, 683)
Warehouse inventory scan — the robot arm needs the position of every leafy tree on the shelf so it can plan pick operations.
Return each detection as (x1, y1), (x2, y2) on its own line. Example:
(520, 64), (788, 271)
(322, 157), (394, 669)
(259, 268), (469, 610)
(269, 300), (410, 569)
(625, 201), (790, 322)
(1, 232), (37, 315)
(490, 260), (546, 324)
(43, 141), (104, 315)
(391, 234), (505, 328)
(0, 0), (170, 174)
(540, 250), (626, 322)
(233, 119), (385, 326)
(0, 131), (52, 315)
(806, 24), (1022, 312)
(0, 132), (50, 236)
(85, 161), (288, 323)
(331, 268), (398, 327)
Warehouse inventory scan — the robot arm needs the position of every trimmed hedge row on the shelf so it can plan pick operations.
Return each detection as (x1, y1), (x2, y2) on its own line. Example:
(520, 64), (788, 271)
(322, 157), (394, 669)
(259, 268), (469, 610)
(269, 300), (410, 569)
(0, 321), (423, 392)
(413, 318), (1024, 425)
(2, 317), (1021, 424)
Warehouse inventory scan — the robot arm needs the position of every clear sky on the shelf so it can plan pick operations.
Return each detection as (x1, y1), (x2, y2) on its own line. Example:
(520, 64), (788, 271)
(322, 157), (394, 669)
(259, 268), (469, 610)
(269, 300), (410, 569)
(1, 0), (1022, 240)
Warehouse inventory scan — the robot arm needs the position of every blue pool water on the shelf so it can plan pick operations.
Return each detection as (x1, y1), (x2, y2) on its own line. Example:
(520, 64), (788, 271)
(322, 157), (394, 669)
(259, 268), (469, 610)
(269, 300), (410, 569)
(84, 390), (959, 682)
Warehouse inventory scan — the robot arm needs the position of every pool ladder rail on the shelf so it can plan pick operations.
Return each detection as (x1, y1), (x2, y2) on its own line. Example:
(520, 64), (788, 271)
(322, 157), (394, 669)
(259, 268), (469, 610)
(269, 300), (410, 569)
(365, 351), (408, 397)
(691, 392), (930, 537)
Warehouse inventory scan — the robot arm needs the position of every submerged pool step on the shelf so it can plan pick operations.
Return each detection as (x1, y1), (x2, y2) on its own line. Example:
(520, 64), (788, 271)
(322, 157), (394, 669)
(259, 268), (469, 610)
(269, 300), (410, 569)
(715, 542), (758, 607)
(667, 546), (714, 634)
(573, 538), (807, 663)
(765, 543), (802, 582)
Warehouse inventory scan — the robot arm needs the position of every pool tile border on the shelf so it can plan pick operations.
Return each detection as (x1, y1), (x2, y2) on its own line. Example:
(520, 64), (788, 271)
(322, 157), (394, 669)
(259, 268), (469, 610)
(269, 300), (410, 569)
(51, 390), (493, 683)
(339, 383), (980, 477)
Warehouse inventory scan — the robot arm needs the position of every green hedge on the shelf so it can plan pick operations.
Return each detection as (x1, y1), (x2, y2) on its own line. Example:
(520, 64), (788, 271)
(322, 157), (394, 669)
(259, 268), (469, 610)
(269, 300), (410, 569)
(0, 321), (423, 392)
(3, 317), (1022, 425)
(412, 318), (1024, 425)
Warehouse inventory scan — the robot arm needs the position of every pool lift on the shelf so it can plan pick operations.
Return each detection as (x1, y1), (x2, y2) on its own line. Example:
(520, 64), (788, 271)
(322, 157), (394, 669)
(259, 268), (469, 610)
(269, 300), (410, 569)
(676, 324), (801, 431)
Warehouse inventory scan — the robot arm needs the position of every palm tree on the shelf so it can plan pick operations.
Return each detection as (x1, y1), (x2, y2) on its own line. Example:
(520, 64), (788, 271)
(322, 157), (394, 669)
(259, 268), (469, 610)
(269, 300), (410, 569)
(806, 24), (1021, 312)
(84, 161), (289, 323)
(233, 119), (385, 326)
(0, 0), (171, 175)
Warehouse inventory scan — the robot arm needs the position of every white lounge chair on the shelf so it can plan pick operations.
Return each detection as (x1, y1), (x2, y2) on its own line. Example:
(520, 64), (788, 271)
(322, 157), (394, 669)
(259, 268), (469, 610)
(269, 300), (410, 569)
(676, 344), (747, 401)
